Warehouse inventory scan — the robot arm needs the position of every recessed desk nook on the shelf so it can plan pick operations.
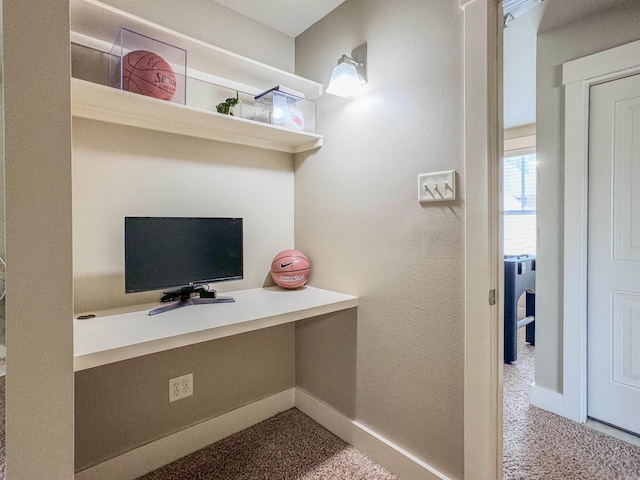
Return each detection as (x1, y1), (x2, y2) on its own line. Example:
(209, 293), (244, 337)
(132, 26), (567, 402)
(74, 286), (357, 371)
(69, 0), (354, 474)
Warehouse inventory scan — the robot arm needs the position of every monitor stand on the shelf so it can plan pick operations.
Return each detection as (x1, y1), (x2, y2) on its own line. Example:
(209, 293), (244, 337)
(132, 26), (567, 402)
(148, 286), (234, 316)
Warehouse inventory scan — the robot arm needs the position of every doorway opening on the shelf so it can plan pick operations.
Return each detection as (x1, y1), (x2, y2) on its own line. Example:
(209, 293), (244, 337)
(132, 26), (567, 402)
(501, 1), (640, 478)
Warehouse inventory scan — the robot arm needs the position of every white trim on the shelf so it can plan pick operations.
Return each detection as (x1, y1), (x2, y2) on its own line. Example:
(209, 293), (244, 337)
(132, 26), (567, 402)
(530, 383), (565, 417)
(504, 135), (535, 153)
(562, 39), (640, 85)
(461, 1), (503, 478)
(562, 78), (590, 423)
(503, 145), (535, 157)
(562, 41), (640, 424)
(74, 387), (453, 480)
(74, 388), (296, 480)
(295, 387), (451, 480)
(504, 123), (536, 140)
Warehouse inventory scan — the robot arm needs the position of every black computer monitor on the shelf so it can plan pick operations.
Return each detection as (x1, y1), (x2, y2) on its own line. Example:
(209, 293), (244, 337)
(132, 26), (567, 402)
(125, 217), (243, 314)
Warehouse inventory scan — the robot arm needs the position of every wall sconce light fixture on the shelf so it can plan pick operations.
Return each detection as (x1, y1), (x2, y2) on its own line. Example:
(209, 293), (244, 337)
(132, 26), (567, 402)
(326, 43), (367, 98)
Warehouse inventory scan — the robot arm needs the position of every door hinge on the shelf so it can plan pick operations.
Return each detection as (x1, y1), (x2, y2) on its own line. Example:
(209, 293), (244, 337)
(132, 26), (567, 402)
(489, 289), (496, 306)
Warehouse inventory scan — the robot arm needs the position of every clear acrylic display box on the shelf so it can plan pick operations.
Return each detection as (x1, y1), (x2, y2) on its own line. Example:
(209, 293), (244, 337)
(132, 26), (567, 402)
(110, 28), (186, 105)
(254, 87), (316, 133)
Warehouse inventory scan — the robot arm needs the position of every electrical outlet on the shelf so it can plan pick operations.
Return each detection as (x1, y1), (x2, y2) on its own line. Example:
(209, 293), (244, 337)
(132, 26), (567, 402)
(169, 373), (193, 402)
(418, 170), (456, 202)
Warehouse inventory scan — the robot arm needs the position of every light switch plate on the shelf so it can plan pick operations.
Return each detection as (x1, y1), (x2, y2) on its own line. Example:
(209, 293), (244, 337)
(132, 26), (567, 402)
(418, 170), (456, 202)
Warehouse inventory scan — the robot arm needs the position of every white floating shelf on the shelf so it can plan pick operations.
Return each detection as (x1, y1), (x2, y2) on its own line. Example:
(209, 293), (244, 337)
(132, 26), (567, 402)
(72, 78), (324, 153)
(70, 0), (324, 99)
(74, 286), (358, 371)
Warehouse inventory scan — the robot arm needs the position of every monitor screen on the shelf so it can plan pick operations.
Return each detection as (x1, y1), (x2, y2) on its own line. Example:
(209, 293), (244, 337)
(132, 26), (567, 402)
(125, 217), (243, 293)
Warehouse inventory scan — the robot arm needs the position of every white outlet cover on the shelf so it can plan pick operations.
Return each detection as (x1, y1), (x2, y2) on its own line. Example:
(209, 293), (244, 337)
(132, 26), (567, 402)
(418, 170), (456, 202)
(169, 373), (193, 403)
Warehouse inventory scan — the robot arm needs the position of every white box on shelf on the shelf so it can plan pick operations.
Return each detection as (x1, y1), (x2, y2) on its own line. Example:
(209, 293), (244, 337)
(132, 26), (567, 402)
(254, 87), (316, 133)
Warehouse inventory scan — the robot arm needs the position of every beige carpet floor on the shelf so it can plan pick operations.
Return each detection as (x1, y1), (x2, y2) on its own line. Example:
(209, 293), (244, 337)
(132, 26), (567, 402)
(137, 407), (397, 480)
(0, 375), (394, 480)
(0, 335), (638, 479)
(503, 330), (640, 479)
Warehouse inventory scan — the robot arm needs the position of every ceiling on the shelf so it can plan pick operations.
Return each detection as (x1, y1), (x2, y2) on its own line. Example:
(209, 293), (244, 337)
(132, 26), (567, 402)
(538, 0), (630, 33)
(210, 0), (346, 37)
(503, 0), (631, 129)
(214, 0), (630, 39)
(503, 4), (541, 129)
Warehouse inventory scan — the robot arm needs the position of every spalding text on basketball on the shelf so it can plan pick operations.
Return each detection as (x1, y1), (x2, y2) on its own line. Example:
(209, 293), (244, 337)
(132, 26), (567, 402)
(156, 72), (177, 87)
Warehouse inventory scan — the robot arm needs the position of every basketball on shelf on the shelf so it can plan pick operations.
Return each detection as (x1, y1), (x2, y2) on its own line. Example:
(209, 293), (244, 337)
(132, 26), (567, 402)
(121, 50), (176, 101)
(270, 249), (311, 289)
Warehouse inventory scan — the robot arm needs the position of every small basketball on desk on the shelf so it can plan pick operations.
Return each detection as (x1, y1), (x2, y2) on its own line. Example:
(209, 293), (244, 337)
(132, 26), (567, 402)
(121, 50), (176, 101)
(270, 249), (311, 289)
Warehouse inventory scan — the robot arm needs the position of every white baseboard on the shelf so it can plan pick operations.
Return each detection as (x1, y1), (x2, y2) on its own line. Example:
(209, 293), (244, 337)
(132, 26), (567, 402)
(76, 386), (449, 480)
(74, 388), (296, 480)
(295, 387), (451, 480)
(530, 382), (565, 417)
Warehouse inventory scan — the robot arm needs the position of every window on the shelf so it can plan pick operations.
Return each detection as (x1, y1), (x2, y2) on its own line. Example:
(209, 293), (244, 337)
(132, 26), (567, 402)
(503, 152), (536, 255)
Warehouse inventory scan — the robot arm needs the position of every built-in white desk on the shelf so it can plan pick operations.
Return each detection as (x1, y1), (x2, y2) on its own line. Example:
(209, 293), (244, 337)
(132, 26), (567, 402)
(74, 286), (357, 371)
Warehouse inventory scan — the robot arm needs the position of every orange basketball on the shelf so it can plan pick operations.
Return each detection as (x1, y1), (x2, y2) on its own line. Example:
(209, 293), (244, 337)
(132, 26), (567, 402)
(270, 249), (311, 289)
(121, 50), (176, 101)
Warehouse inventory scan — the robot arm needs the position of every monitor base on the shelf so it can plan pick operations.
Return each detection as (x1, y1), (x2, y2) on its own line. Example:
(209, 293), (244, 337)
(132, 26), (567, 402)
(150, 287), (234, 316)
(160, 285), (219, 303)
(148, 296), (235, 316)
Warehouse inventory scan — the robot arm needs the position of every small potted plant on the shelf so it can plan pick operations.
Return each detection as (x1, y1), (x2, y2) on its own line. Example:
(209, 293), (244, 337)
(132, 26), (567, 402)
(216, 91), (240, 116)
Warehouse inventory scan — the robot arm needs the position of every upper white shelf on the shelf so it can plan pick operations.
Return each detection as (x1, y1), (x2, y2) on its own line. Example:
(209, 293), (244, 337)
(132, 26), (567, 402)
(74, 286), (358, 371)
(72, 78), (324, 153)
(69, 0), (324, 98)
(69, 0), (324, 153)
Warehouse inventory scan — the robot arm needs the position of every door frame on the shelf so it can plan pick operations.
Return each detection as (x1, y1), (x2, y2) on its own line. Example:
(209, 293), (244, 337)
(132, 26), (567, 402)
(461, 0), (503, 478)
(563, 39), (640, 423)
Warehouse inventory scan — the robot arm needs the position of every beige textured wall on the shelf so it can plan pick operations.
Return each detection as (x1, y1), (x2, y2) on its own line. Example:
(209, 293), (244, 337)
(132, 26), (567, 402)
(294, 1), (465, 478)
(72, 119), (294, 313)
(4, 0), (74, 477)
(72, 4), (297, 470)
(75, 324), (294, 471)
(536, 0), (640, 392)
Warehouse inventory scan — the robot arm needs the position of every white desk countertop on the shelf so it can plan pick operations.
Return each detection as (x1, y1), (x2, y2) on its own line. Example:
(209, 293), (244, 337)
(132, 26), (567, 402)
(74, 286), (357, 371)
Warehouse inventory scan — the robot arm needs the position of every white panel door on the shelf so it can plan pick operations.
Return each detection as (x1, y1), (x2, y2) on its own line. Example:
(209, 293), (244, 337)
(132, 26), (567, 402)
(588, 74), (640, 435)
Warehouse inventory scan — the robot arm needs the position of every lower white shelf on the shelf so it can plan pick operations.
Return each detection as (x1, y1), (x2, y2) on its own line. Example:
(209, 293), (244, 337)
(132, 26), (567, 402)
(74, 286), (357, 371)
(71, 78), (324, 154)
